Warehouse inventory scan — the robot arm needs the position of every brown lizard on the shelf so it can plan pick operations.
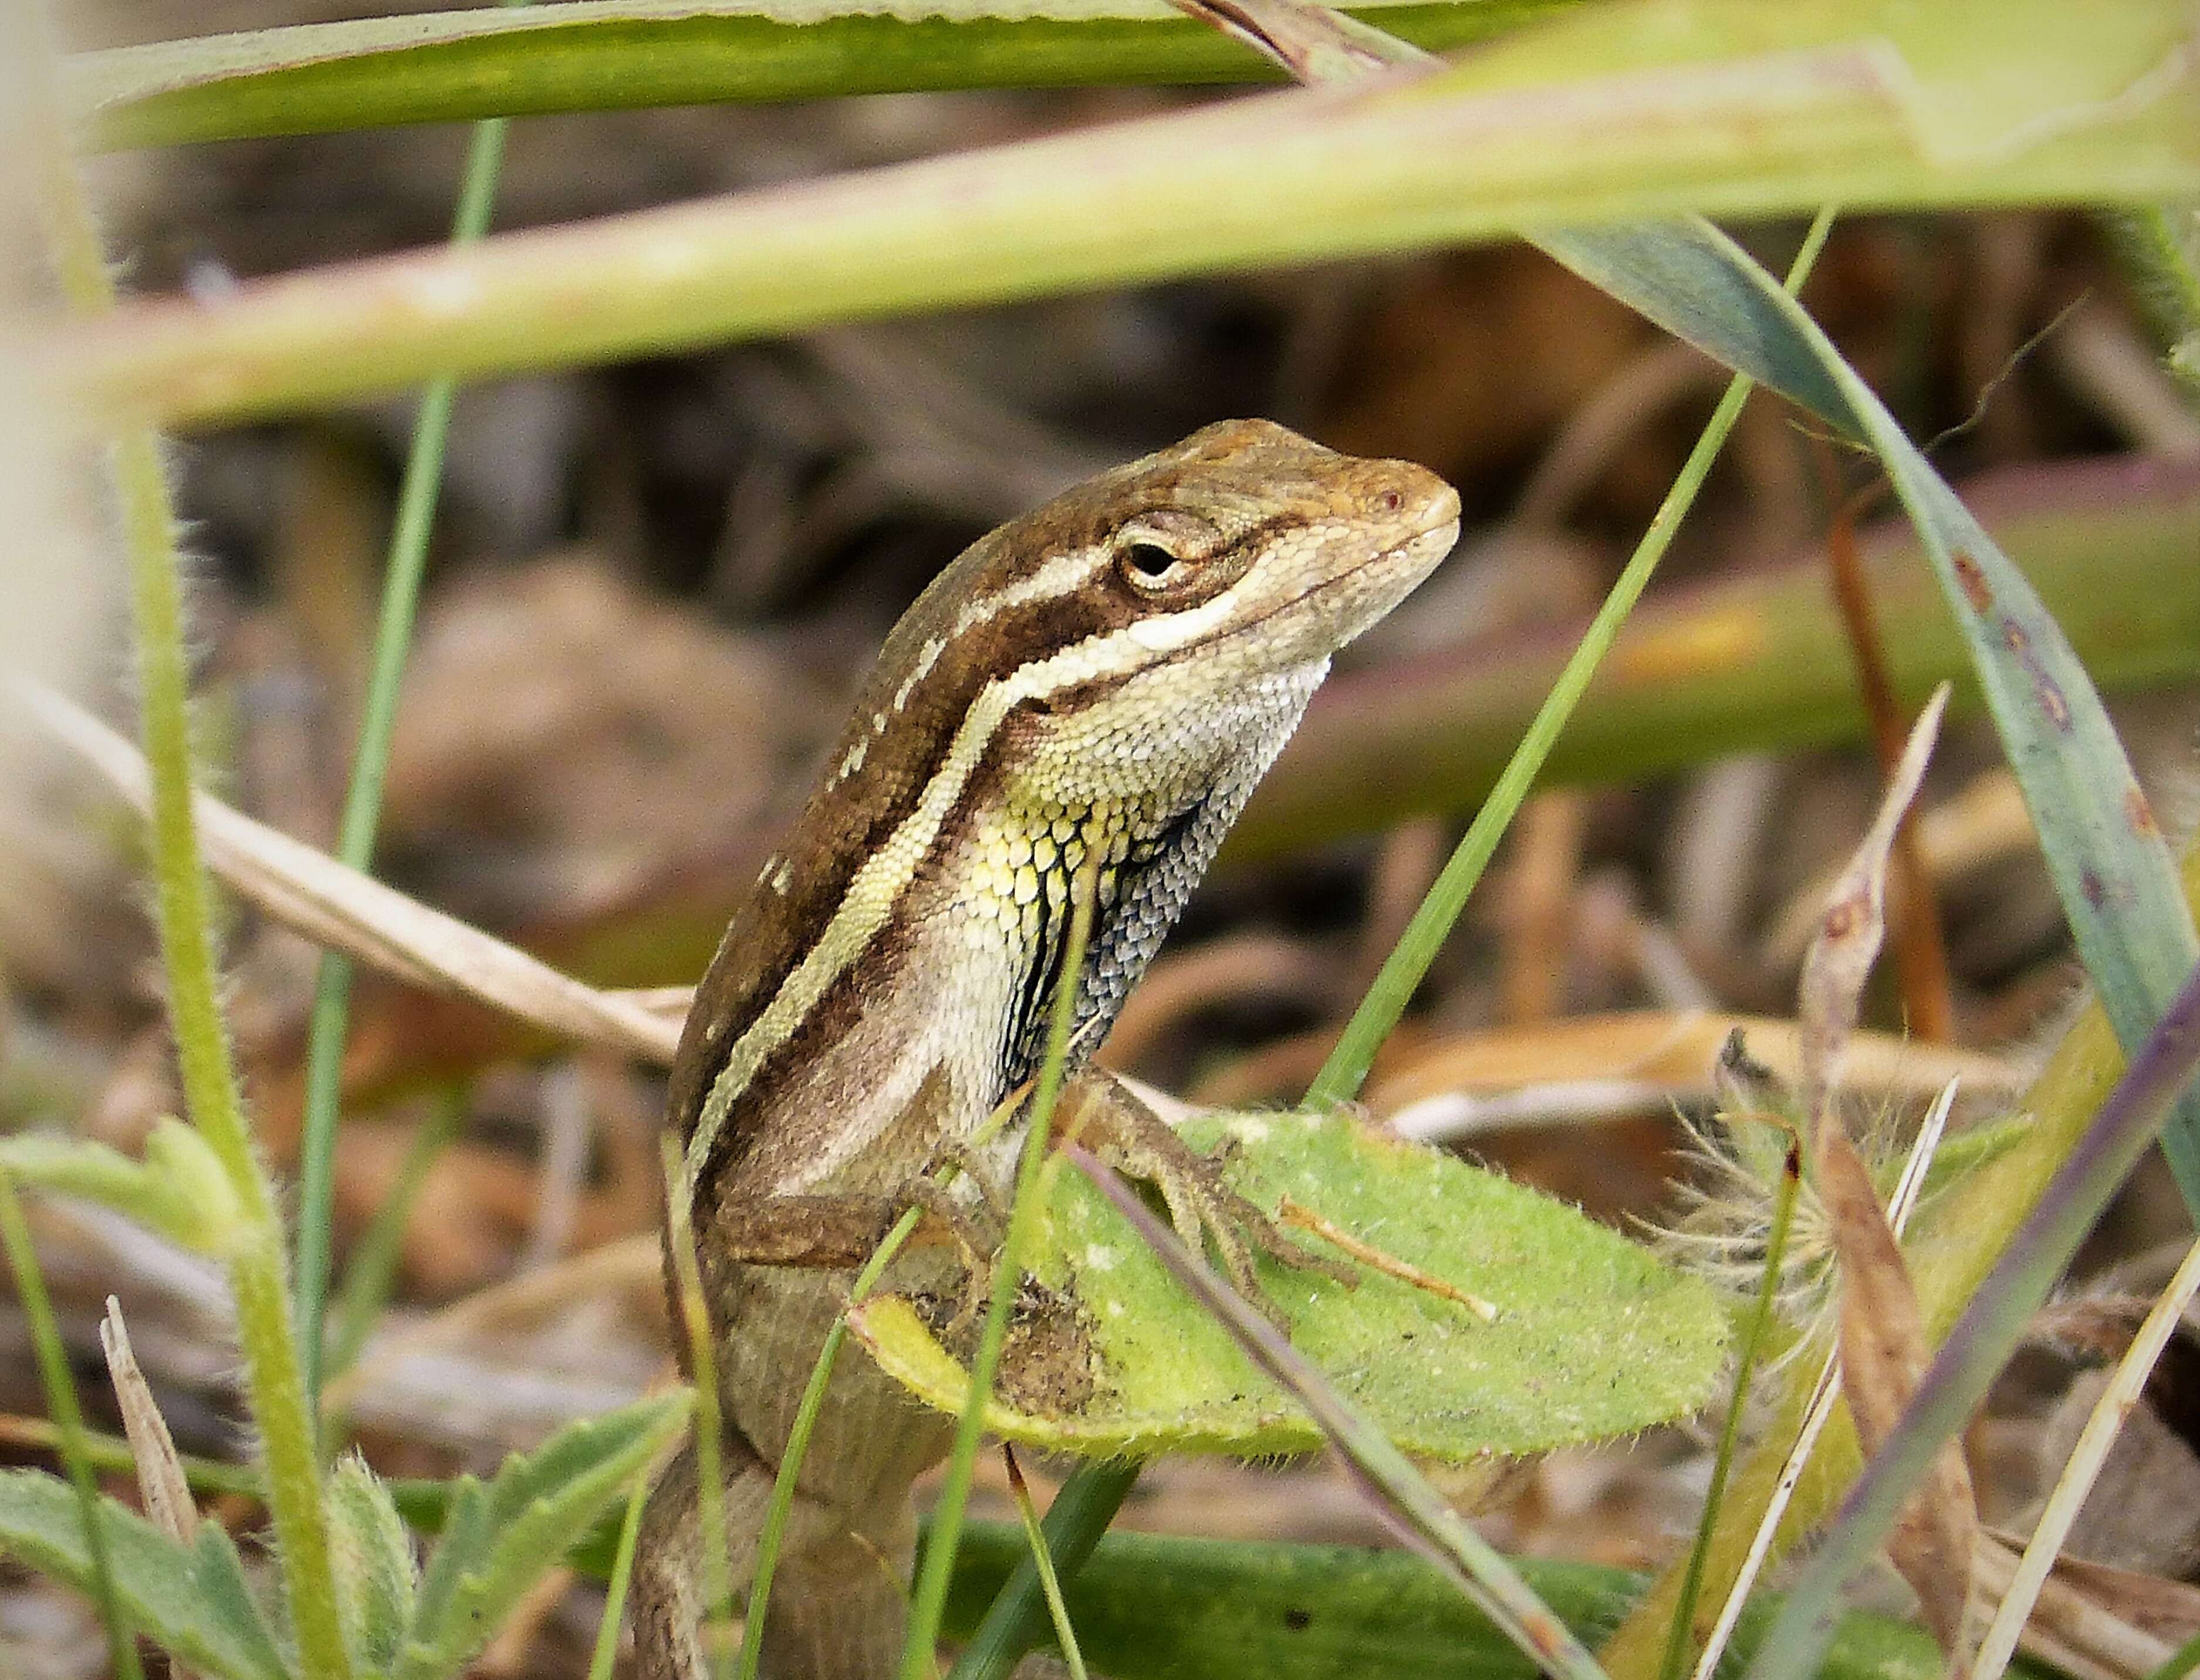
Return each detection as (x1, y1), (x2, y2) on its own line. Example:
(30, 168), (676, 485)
(635, 418), (1459, 1678)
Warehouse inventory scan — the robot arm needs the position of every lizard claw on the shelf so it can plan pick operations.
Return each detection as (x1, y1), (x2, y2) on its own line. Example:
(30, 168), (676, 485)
(1061, 1074), (1357, 1332)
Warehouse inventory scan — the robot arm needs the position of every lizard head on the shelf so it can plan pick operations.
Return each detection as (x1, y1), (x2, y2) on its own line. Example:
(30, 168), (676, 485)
(856, 417), (1459, 792)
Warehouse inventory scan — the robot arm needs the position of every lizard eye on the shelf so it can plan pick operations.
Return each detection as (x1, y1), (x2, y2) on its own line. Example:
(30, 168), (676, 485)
(1118, 539), (1188, 593)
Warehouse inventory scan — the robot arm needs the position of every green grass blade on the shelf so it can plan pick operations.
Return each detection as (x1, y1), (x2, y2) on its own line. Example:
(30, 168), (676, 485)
(899, 860), (1103, 1678)
(662, 1133), (736, 1676)
(1656, 1129), (1800, 1680)
(944, 1461), (1142, 1680)
(736, 1204), (924, 1680)
(1002, 1453), (1089, 1680)
(1546, 215), (2200, 1202)
(0, 1172), (143, 1680)
(295, 76), (518, 1415)
(1305, 209), (1833, 1105)
(68, 0), (1561, 151)
(587, 1466), (655, 1680)
(325, 1086), (468, 1381)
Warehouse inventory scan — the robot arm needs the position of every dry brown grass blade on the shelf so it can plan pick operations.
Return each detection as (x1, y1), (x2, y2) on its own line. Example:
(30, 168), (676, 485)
(97, 1296), (196, 1544)
(1358, 1007), (2024, 1134)
(1800, 682), (1978, 1672)
(1972, 1534), (2197, 1680)
(14, 676), (682, 1064)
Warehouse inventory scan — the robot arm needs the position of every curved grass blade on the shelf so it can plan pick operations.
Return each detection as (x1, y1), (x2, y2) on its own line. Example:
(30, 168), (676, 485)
(1541, 216), (2200, 1202)
(1306, 208), (1834, 1104)
(899, 858), (1103, 1678)
(295, 0), (526, 1418)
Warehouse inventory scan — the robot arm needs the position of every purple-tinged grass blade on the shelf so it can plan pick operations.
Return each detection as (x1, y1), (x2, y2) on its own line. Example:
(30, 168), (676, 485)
(1542, 218), (2200, 1205)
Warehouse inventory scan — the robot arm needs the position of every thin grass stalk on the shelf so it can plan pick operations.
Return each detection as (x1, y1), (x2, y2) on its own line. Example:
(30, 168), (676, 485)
(33, 91), (357, 1680)
(588, 1455), (657, 1680)
(1306, 205), (1836, 1107)
(1002, 1450), (1089, 1680)
(663, 1133), (736, 1679)
(0, 1416), (263, 1499)
(0, 1171), (143, 1680)
(295, 77), (519, 1414)
(735, 1204), (924, 1680)
(325, 1084), (468, 1380)
(2145, 1628), (2200, 1680)
(1657, 1125), (1800, 1680)
(900, 857), (1103, 1679)
(1972, 1231), (2200, 1680)
(944, 1460), (1142, 1680)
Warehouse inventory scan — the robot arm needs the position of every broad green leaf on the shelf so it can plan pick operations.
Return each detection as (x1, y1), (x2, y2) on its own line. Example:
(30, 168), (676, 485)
(851, 1110), (1726, 1459)
(50, 0), (2200, 425)
(327, 1454), (419, 1672)
(0, 1120), (245, 1255)
(393, 1392), (691, 1680)
(935, 1525), (2046, 1680)
(1541, 217), (2200, 1198)
(0, 1469), (288, 1680)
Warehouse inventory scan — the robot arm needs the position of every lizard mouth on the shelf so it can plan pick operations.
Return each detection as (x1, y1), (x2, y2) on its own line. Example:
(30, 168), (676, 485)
(1222, 508), (1461, 649)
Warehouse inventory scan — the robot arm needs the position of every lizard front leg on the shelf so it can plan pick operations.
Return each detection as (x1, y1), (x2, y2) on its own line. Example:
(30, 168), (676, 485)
(1057, 1070), (1358, 1311)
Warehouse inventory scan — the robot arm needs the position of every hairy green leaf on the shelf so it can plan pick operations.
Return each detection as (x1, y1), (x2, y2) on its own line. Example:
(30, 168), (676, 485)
(853, 1110), (1726, 1459)
(393, 1392), (691, 1680)
(0, 1469), (288, 1680)
(0, 1121), (244, 1255)
(328, 1454), (420, 1671)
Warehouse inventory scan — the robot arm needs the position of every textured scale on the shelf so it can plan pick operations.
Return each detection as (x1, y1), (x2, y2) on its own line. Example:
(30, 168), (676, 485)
(638, 419), (1459, 1680)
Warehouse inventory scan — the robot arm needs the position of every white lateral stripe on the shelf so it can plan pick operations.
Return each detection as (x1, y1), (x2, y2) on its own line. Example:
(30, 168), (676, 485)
(681, 580), (1245, 1191)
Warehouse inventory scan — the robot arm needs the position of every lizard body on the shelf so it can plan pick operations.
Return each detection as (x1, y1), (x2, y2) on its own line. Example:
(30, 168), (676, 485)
(637, 419), (1459, 1678)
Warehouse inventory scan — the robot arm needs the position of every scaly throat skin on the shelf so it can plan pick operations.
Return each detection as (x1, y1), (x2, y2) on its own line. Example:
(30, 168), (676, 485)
(637, 417), (1459, 1680)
